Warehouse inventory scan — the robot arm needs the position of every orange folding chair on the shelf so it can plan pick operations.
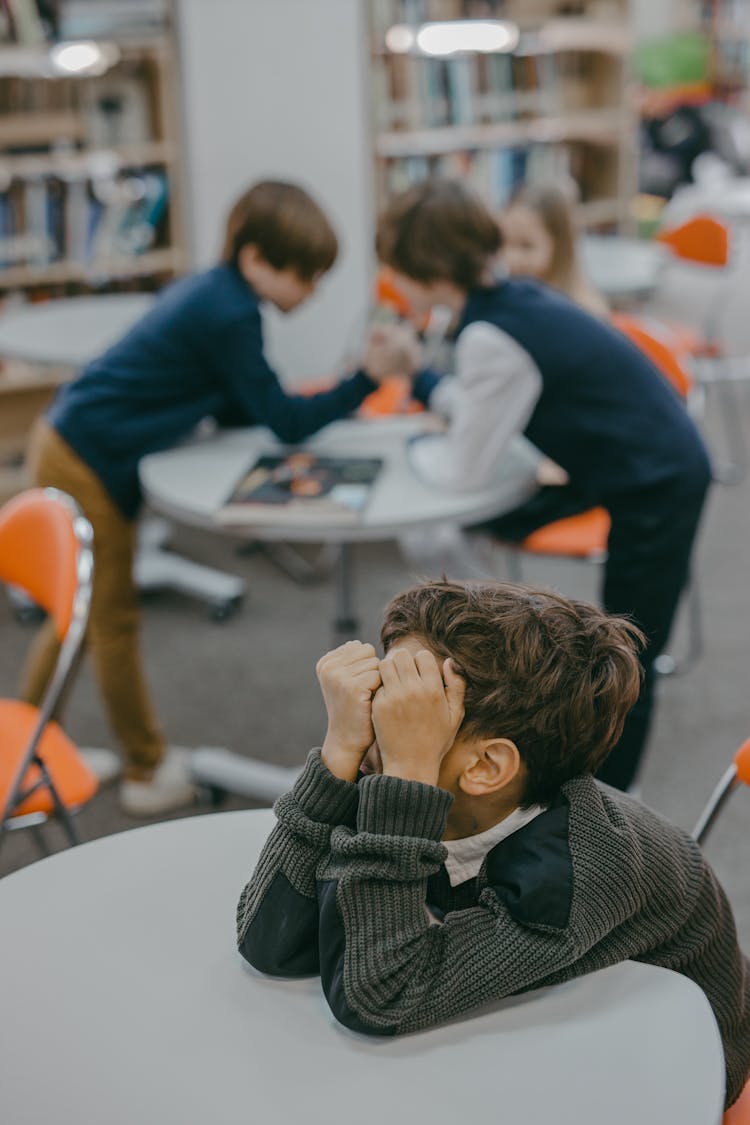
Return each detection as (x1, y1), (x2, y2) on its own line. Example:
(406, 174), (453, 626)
(0, 488), (97, 854)
(505, 314), (703, 673)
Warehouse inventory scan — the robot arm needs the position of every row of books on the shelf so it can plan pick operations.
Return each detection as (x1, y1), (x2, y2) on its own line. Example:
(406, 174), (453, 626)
(0, 72), (155, 148)
(0, 168), (168, 269)
(59, 0), (168, 41)
(373, 50), (609, 133)
(380, 143), (574, 206)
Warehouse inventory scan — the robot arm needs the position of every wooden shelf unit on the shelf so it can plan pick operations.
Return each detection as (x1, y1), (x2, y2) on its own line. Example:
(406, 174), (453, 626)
(0, 11), (187, 500)
(368, 0), (637, 231)
(0, 33), (186, 296)
(700, 0), (750, 111)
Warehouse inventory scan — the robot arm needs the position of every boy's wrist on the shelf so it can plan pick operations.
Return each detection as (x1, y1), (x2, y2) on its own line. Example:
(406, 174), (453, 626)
(381, 759), (440, 787)
(321, 736), (365, 783)
(357, 772), (452, 840)
(289, 749), (360, 827)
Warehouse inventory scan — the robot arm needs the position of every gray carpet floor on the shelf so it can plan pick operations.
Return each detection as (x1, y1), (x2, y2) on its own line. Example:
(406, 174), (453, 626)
(1, 388), (749, 949)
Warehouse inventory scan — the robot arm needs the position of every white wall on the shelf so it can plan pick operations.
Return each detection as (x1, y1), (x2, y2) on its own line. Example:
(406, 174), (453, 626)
(630, 0), (695, 40)
(176, 0), (374, 382)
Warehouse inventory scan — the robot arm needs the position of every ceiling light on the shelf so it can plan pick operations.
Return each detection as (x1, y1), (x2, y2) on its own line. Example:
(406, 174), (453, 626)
(49, 40), (120, 77)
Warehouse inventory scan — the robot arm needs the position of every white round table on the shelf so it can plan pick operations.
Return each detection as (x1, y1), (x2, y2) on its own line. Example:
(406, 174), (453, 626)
(140, 416), (541, 630)
(0, 810), (725, 1125)
(581, 235), (669, 306)
(0, 293), (152, 367)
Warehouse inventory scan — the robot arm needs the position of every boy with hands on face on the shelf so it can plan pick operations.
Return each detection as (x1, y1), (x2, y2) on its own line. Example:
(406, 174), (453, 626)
(237, 580), (750, 1109)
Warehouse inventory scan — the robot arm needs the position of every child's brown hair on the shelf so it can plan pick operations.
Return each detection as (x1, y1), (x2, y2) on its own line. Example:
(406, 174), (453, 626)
(376, 179), (501, 289)
(381, 579), (644, 805)
(222, 180), (338, 280)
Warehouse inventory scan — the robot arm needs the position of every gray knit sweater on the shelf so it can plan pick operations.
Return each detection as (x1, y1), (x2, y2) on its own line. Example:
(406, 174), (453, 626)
(236, 750), (750, 1108)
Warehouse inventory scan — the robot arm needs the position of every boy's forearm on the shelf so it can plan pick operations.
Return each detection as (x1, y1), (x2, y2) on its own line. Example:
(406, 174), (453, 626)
(316, 774), (575, 1034)
(236, 750), (358, 976)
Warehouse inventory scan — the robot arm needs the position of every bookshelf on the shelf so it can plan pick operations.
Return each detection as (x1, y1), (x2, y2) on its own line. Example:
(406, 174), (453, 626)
(699, 0), (750, 110)
(0, 1), (186, 499)
(368, 0), (638, 231)
(0, 37), (186, 297)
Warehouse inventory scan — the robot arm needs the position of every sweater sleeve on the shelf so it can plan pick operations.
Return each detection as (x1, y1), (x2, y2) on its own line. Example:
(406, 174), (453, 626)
(216, 311), (377, 442)
(408, 320), (542, 492)
(316, 773), (581, 1035)
(236, 749), (359, 976)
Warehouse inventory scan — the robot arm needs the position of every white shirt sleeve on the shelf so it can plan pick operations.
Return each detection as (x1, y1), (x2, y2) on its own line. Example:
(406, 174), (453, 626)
(409, 320), (543, 492)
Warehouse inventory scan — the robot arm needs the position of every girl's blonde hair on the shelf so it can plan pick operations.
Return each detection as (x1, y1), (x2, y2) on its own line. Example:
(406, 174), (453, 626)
(506, 183), (608, 317)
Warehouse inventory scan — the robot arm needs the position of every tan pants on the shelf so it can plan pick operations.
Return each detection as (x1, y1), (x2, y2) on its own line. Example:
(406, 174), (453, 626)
(22, 419), (166, 774)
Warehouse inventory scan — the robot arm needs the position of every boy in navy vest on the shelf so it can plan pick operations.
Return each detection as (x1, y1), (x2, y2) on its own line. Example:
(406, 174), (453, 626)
(374, 179), (711, 791)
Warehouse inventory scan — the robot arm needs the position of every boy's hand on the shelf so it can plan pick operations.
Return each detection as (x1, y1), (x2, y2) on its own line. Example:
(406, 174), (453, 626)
(363, 323), (423, 382)
(372, 649), (465, 787)
(317, 641), (382, 782)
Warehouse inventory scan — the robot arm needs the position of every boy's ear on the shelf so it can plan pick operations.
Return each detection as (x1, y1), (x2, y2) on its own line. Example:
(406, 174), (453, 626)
(237, 243), (262, 271)
(458, 738), (522, 798)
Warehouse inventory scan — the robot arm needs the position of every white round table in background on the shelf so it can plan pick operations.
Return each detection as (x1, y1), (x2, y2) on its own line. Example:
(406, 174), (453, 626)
(0, 293), (152, 367)
(0, 810), (725, 1125)
(140, 415), (541, 630)
(581, 235), (669, 306)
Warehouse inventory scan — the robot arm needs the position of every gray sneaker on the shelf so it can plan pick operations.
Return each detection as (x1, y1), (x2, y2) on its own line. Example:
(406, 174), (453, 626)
(119, 747), (197, 818)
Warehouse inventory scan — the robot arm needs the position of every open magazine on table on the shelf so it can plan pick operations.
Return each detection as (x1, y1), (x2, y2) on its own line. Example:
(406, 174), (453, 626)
(216, 451), (383, 526)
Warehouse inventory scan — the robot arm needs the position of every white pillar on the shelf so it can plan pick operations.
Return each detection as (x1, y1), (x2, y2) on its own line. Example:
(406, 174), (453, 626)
(176, 0), (374, 382)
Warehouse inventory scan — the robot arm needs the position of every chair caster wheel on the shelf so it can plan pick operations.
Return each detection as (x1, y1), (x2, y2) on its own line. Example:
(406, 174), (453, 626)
(209, 595), (243, 622)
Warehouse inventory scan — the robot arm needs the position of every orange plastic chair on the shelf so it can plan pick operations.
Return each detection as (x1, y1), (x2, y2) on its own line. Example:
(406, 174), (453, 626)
(657, 214), (730, 269)
(506, 316), (701, 672)
(0, 488), (97, 853)
(375, 269), (414, 320)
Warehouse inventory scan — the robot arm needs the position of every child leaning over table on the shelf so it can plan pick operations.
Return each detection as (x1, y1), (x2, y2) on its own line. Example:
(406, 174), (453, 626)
(237, 579), (750, 1109)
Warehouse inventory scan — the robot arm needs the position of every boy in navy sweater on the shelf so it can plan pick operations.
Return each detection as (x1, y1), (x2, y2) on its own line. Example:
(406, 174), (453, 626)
(374, 179), (712, 791)
(23, 180), (403, 816)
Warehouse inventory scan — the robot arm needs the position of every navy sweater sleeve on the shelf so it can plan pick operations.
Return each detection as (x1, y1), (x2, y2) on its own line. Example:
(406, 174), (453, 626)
(216, 312), (377, 442)
(236, 750), (359, 977)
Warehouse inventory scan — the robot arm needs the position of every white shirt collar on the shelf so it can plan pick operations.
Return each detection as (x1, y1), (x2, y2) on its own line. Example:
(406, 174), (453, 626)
(442, 804), (546, 887)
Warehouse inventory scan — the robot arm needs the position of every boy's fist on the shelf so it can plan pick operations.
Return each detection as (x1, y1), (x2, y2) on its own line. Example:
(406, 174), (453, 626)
(317, 641), (382, 782)
(372, 649), (465, 787)
(363, 323), (423, 381)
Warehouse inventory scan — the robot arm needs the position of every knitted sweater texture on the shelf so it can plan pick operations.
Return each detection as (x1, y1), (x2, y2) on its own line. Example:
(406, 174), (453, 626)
(236, 750), (750, 1107)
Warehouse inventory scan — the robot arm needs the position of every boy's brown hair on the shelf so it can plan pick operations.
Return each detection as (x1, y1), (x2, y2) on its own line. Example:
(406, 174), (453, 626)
(222, 180), (338, 280)
(381, 580), (644, 806)
(376, 179), (502, 290)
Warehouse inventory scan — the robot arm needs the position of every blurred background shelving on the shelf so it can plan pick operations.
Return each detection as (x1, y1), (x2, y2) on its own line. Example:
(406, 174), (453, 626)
(0, 0), (186, 500)
(368, 0), (637, 230)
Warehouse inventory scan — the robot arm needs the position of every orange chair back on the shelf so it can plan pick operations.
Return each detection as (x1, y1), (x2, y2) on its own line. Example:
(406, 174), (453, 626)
(734, 737), (750, 787)
(611, 313), (694, 399)
(657, 214), (730, 268)
(358, 376), (423, 417)
(521, 507), (611, 558)
(375, 269), (413, 319)
(0, 489), (82, 641)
